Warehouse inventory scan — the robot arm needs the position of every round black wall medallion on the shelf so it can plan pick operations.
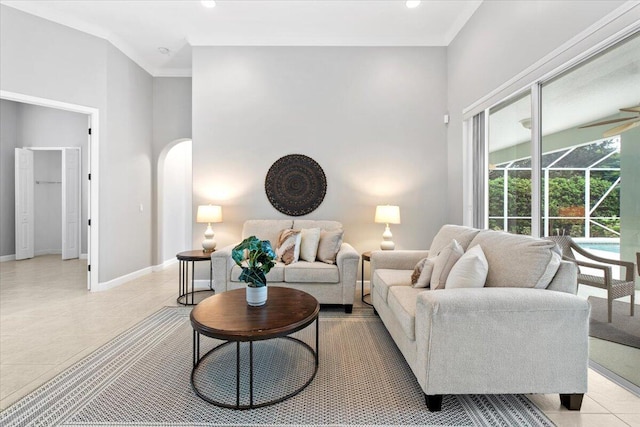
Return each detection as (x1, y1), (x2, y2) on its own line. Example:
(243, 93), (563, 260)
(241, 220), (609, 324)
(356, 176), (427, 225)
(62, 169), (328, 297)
(265, 154), (327, 216)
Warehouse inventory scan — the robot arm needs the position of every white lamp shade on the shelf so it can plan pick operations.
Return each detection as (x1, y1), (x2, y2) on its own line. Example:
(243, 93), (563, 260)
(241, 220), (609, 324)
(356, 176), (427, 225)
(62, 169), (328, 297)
(197, 205), (222, 223)
(375, 205), (401, 225)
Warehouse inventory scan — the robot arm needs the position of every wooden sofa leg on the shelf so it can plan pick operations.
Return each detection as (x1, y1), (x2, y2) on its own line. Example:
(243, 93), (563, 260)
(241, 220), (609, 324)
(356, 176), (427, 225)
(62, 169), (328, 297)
(344, 304), (353, 314)
(424, 394), (443, 411)
(560, 393), (584, 410)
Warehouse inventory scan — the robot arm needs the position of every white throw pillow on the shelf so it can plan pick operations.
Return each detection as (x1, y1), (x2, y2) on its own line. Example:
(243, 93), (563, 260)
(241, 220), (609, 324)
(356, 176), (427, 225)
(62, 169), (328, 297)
(445, 245), (488, 289)
(316, 229), (344, 264)
(430, 239), (464, 290)
(414, 258), (435, 288)
(299, 228), (321, 262)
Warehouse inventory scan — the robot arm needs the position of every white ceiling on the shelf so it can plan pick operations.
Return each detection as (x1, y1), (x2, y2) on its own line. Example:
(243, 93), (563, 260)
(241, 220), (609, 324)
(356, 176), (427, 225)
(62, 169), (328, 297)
(1, 0), (482, 76)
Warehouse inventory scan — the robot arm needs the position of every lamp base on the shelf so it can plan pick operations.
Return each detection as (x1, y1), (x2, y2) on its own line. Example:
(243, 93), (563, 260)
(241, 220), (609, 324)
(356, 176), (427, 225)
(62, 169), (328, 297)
(202, 224), (217, 252)
(380, 241), (395, 250)
(380, 225), (395, 250)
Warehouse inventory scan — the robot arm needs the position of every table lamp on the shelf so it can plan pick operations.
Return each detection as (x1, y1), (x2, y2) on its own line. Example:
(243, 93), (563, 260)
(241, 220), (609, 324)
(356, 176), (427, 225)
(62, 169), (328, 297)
(196, 205), (222, 252)
(375, 205), (401, 250)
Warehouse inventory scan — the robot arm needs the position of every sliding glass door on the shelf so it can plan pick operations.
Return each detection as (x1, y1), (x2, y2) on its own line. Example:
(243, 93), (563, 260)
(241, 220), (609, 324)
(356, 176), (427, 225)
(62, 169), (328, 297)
(471, 30), (640, 387)
(487, 93), (532, 235)
(541, 32), (640, 269)
(476, 31), (639, 253)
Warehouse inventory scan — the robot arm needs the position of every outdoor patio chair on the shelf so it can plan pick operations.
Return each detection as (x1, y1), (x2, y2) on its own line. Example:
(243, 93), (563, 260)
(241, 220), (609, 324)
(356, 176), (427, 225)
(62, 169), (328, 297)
(547, 235), (635, 323)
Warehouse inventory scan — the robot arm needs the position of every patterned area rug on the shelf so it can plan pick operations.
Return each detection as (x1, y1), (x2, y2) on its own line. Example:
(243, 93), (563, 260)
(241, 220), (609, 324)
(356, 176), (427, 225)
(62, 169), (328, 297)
(0, 306), (553, 426)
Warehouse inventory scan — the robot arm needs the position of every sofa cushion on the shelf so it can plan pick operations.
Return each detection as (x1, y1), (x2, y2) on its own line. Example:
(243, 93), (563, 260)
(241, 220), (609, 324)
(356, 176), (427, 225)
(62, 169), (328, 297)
(431, 239), (464, 290)
(388, 286), (425, 341)
(316, 229), (344, 264)
(293, 220), (342, 231)
(429, 225), (480, 257)
(284, 261), (340, 283)
(445, 244), (488, 289)
(231, 261), (285, 283)
(372, 269), (413, 303)
(242, 220), (293, 250)
(469, 230), (562, 289)
(299, 228), (321, 262)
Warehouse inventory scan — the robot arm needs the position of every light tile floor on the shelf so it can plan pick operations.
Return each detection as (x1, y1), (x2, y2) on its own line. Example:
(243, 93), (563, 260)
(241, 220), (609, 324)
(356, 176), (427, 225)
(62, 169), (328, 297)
(1, 255), (639, 426)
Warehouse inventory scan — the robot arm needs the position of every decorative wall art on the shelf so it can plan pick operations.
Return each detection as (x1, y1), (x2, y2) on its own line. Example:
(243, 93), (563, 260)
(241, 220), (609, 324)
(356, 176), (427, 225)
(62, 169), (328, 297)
(265, 154), (327, 216)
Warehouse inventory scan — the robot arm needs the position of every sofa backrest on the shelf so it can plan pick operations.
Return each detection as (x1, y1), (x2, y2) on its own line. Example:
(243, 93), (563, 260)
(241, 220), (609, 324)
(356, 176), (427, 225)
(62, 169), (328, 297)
(429, 225), (480, 257)
(242, 219), (343, 248)
(293, 220), (342, 231)
(468, 230), (561, 289)
(242, 220), (293, 248)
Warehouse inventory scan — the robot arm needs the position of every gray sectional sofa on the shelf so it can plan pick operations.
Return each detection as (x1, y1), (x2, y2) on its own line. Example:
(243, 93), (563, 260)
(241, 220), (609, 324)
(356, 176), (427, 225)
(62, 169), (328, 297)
(370, 224), (590, 411)
(212, 219), (359, 312)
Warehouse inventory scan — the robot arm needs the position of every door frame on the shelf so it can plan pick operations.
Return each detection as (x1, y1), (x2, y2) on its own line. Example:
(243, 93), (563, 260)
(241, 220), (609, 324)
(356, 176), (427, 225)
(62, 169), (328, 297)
(1, 90), (99, 291)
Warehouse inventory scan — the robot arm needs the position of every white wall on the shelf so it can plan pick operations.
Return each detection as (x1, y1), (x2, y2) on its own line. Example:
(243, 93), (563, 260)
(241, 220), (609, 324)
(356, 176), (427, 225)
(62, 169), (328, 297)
(162, 141), (192, 262)
(0, 100), (18, 257)
(152, 77), (192, 265)
(192, 47), (448, 256)
(1, 5), (153, 282)
(152, 78), (192, 157)
(446, 0), (631, 225)
(102, 43), (154, 278)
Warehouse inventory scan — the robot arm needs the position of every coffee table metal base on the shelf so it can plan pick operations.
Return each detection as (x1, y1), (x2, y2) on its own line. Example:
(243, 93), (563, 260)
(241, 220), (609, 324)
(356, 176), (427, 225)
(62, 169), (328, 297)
(190, 318), (319, 410)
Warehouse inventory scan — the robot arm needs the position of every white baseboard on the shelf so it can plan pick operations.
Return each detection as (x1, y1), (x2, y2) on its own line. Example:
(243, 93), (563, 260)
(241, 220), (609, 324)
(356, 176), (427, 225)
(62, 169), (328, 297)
(0, 254), (16, 262)
(152, 257), (178, 272)
(35, 249), (62, 256)
(2, 253), (86, 262)
(92, 265), (153, 292)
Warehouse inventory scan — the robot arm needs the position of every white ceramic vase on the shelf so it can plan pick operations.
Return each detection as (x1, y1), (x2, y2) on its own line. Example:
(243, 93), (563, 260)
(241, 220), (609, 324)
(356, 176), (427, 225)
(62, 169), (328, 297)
(246, 285), (268, 306)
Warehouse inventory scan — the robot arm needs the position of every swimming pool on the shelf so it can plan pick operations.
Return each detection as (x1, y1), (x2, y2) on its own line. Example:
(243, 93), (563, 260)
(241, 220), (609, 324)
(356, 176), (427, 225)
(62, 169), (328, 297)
(578, 242), (620, 254)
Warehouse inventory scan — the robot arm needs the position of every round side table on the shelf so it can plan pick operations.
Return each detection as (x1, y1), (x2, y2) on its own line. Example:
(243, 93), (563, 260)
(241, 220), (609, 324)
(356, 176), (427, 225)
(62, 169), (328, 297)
(177, 250), (215, 306)
(361, 251), (372, 306)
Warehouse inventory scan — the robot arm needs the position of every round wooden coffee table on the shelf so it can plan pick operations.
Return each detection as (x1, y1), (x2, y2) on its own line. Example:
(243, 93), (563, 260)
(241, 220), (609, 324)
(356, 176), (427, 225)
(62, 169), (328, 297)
(190, 287), (320, 409)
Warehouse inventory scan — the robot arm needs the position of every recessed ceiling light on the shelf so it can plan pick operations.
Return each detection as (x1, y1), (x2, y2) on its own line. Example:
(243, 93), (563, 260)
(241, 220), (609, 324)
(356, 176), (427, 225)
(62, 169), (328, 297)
(201, 1), (216, 8)
(406, 1), (421, 8)
(158, 47), (171, 55)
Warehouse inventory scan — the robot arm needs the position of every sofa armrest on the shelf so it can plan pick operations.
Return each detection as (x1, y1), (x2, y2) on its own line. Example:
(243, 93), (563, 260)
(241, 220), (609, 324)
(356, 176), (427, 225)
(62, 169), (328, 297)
(546, 260), (578, 294)
(337, 243), (359, 304)
(370, 250), (430, 272)
(211, 244), (236, 293)
(414, 288), (589, 395)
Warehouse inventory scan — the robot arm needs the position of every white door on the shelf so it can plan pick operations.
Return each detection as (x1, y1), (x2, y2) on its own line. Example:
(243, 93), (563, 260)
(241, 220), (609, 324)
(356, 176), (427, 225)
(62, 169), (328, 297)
(15, 148), (34, 260)
(62, 148), (81, 260)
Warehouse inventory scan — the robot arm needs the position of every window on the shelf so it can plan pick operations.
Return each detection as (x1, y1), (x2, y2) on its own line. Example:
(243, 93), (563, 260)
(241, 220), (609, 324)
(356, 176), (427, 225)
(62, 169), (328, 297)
(474, 31), (639, 257)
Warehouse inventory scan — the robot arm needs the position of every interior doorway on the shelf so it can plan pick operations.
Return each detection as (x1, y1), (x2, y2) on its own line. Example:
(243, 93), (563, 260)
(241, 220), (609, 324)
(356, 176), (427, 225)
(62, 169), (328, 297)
(157, 139), (192, 266)
(15, 147), (83, 261)
(0, 90), (99, 290)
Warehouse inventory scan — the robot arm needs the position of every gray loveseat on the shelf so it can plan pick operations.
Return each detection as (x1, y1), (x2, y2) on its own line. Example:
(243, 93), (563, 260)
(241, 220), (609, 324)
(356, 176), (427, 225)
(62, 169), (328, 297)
(370, 224), (589, 411)
(212, 219), (359, 312)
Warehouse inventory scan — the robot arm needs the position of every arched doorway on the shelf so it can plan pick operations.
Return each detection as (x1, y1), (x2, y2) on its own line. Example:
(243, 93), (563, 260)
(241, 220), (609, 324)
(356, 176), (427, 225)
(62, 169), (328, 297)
(157, 139), (192, 266)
